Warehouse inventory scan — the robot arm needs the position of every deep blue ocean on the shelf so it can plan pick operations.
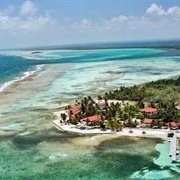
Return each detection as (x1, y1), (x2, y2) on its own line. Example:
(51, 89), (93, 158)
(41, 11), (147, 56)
(0, 54), (34, 85)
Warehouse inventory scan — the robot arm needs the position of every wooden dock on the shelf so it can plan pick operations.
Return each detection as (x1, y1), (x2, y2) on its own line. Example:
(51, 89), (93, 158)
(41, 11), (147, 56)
(169, 132), (180, 163)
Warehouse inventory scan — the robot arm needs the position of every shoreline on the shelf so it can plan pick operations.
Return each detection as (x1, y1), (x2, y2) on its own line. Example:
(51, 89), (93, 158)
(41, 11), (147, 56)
(0, 49), (179, 141)
(52, 111), (169, 141)
(0, 64), (44, 93)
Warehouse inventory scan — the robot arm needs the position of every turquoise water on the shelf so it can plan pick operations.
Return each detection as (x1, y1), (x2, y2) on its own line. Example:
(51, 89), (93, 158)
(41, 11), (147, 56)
(0, 47), (180, 179)
(0, 48), (163, 84)
(131, 140), (180, 179)
(1, 48), (179, 96)
(0, 135), (179, 180)
(0, 136), (166, 180)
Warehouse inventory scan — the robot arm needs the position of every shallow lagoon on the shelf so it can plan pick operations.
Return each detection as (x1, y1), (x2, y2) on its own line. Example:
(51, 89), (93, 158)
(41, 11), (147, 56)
(0, 48), (180, 179)
(0, 135), (172, 180)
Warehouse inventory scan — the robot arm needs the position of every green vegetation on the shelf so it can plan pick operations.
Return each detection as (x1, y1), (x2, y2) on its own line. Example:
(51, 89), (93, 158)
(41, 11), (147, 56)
(65, 76), (180, 130)
(105, 77), (180, 124)
(106, 77), (180, 103)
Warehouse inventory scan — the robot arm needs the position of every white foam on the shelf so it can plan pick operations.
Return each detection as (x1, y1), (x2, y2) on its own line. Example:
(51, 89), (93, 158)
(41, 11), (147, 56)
(57, 153), (68, 157)
(0, 81), (14, 92)
(0, 65), (44, 92)
(131, 169), (173, 179)
(49, 155), (56, 160)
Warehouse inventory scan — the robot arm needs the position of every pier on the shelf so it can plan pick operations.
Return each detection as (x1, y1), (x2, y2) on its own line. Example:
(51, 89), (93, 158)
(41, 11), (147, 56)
(169, 132), (180, 163)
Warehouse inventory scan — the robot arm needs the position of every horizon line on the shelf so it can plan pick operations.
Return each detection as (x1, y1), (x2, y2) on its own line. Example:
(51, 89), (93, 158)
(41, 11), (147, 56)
(1, 38), (180, 51)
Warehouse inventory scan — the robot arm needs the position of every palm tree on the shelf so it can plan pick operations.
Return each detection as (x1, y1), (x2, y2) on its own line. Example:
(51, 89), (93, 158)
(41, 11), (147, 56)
(98, 95), (102, 100)
(104, 120), (114, 130)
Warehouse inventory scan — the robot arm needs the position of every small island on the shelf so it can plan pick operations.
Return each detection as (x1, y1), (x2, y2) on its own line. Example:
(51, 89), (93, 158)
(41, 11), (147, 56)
(31, 51), (42, 54)
(53, 76), (180, 162)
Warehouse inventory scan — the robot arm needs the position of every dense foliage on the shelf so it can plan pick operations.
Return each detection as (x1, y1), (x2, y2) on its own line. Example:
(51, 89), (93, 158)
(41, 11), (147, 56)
(104, 77), (180, 124)
(105, 77), (180, 103)
(64, 77), (180, 130)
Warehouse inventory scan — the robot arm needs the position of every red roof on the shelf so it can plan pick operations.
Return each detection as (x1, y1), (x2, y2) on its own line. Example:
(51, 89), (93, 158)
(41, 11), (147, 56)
(166, 122), (180, 127)
(143, 118), (153, 124)
(67, 106), (81, 115)
(140, 107), (158, 113)
(82, 115), (101, 122)
(98, 102), (106, 105)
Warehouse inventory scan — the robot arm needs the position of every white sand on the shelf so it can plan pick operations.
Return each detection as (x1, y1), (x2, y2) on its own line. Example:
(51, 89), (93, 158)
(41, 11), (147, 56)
(52, 111), (169, 140)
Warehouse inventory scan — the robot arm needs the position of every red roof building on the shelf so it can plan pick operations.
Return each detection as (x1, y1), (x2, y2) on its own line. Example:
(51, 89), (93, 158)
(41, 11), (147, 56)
(97, 101), (107, 110)
(166, 122), (180, 127)
(98, 101), (106, 105)
(143, 118), (153, 124)
(82, 115), (101, 122)
(140, 107), (158, 114)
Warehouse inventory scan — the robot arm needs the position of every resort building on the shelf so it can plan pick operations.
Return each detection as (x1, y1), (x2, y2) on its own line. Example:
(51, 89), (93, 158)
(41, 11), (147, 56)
(82, 115), (101, 126)
(140, 107), (158, 116)
(96, 100), (107, 110)
(142, 118), (153, 127)
(96, 99), (122, 110)
(166, 122), (180, 130)
(98, 101), (107, 110)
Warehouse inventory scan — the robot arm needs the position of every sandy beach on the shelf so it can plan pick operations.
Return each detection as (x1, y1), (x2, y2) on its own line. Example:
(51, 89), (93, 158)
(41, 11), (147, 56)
(52, 111), (169, 144)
